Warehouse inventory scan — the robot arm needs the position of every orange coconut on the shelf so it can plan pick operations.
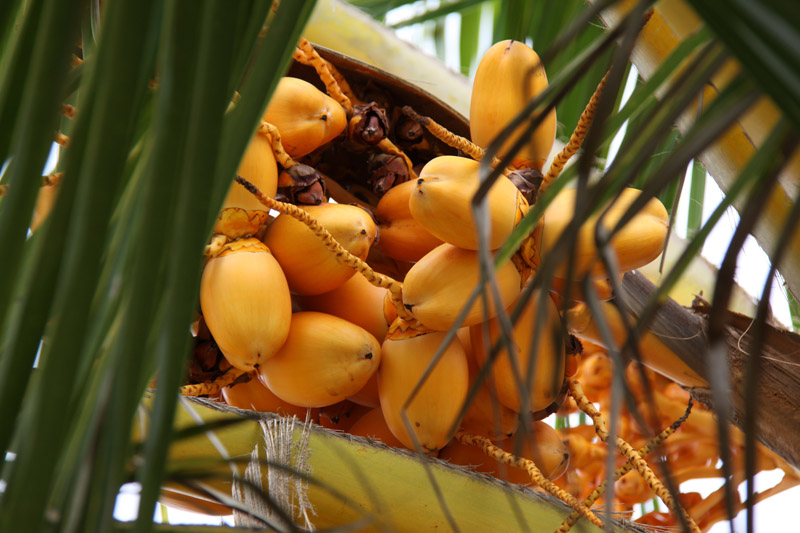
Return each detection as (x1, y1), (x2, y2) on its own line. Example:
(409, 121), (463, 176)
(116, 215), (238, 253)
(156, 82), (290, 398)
(471, 289), (565, 414)
(200, 238), (291, 372)
(505, 420), (570, 481)
(213, 134), (278, 239)
(470, 40), (556, 171)
(374, 179), (444, 261)
(534, 187), (669, 279)
(439, 439), (532, 485)
(258, 312), (380, 407)
(293, 271), (390, 342)
(316, 400), (371, 432)
(441, 421), (568, 484)
(263, 203), (377, 295)
(409, 156), (525, 250)
(222, 372), (310, 419)
(263, 77), (347, 158)
(402, 244), (521, 331)
(460, 346), (519, 440)
(348, 407), (408, 449)
(347, 371), (380, 408)
(379, 329), (468, 453)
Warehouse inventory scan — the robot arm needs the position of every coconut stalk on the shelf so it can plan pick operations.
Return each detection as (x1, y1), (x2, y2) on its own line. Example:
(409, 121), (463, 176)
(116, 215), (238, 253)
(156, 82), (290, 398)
(621, 271), (800, 473)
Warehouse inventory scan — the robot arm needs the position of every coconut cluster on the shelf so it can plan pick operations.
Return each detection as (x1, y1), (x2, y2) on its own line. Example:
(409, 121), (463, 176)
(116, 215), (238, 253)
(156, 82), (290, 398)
(190, 39), (670, 484)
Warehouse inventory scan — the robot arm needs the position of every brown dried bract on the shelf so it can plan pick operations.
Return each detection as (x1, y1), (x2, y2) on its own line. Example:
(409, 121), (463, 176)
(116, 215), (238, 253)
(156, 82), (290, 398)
(507, 167), (543, 204)
(368, 152), (410, 195)
(278, 163), (327, 205)
(350, 102), (389, 145)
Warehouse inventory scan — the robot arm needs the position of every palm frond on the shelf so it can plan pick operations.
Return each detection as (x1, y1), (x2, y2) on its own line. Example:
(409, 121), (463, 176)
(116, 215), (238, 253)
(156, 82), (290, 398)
(0, 1), (315, 530)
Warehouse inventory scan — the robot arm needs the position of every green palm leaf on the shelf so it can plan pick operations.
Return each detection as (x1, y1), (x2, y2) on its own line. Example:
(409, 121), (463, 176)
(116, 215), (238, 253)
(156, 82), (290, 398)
(0, 1), (315, 530)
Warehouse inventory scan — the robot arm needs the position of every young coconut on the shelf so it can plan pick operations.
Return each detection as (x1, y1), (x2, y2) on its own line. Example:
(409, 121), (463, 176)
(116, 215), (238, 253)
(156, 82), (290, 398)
(470, 289), (565, 414)
(615, 470), (654, 506)
(262, 203), (377, 295)
(348, 407), (408, 449)
(531, 187), (669, 280)
(347, 371), (380, 408)
(293, 271), (391, 342)
(460, 328), (519, 440)
(441, 420), (568, 483)
(402, 243), (521, 331)
(374, 179), (444, 262)
(439, 439), (528, 483)
(316, 401), (372, 431)
(258, 312), (381, 408)
(200, 238), (291, 372)
(506, 420), (570, 481)
(222, 372), (311, 419)
(549, 275), (615, 306)
(263, 77), (347, 158)
(409, 156), (526, 251)
(379, 327), (469, 453)
(470, 40), (556, 171)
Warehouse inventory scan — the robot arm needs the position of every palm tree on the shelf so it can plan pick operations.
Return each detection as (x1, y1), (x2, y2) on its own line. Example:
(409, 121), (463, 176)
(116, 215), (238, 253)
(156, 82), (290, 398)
(1, 0), (798, 531)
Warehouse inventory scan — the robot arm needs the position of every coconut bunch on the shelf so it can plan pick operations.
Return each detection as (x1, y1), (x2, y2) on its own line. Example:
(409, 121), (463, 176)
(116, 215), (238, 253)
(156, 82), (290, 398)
(182, 37), (678, 515)
(358, 40), (671, 455)
(190, 41), (466, 455)
(199, 72), (385, 414)
(552, 345), (800, 531)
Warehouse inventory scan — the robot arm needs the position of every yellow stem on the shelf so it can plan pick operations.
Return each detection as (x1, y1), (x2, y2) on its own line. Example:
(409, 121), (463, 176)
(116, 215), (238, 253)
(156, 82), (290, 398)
(568, 379), (701, 533)
(557, 398), (692, 531)
(258, 121), (298, 168)
(401, 106), (501, 166)
(294, 38), (353, 114)
(540, 73), (608, 195)
(180, 367), (246, 396)
(456, 431), (605, 530)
